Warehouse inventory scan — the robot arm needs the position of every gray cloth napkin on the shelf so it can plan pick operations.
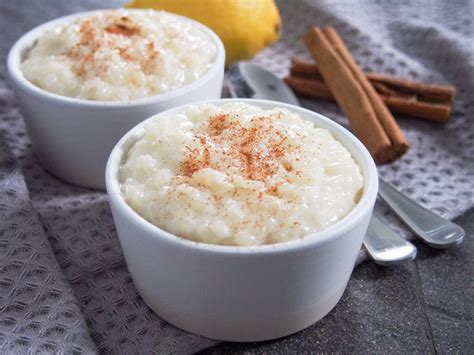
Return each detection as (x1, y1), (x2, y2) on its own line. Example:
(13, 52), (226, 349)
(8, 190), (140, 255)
(1, 0), (473, 353)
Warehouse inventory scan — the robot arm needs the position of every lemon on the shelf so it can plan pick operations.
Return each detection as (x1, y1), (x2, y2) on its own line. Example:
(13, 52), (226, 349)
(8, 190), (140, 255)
(126, 0), (281, 65)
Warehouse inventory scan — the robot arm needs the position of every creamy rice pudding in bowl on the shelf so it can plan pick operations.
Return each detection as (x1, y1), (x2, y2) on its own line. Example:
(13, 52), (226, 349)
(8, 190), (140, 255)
(7, 9), (225, 188)
(106, 99), (378, 341)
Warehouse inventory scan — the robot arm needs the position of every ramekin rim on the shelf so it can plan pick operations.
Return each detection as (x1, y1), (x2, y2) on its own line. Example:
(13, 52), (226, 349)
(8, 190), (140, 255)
(6, 8), (226, 107)
(106, 98), (379, 255)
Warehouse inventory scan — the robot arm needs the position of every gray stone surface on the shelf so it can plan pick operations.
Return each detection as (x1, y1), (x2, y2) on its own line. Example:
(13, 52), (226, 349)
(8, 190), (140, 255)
(201, 210), (473, 354)
(415, 211), (474, 354)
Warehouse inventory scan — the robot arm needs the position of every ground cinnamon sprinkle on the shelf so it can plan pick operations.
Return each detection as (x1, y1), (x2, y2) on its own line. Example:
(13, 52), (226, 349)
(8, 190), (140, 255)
(208, 113), (230, 135)
(66, 13), (157, 78)
(180, 112), (297, 191)
(78, 20), (97, 46)
(104, 16), (141, 36)
(180, 147), (205, 176)
(140, 42), (160, 74)
(146, 42), (158, 58)
(118, 47), (133, 62)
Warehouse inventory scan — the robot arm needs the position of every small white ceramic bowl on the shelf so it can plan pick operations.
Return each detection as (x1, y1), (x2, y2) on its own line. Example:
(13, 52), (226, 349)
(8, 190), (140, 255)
(7, 9), (225, 189)
(106, 99), (378, 342)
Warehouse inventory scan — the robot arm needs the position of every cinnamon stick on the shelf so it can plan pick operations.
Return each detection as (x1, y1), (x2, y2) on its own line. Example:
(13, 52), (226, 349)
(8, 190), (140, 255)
(291, 58), (456, 102)
(286, 75), (453, 122)
(368, 73), (455, 102)
(290, 58), (325, 81)
(326, 27), (409, 160)
(289, 58), (455, 122)
(285, 76), (333, 99)
(304, 27), (409, 164)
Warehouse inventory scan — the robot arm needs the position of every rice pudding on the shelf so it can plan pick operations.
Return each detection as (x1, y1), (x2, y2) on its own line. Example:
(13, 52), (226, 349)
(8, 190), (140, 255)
(21, 10), (216, 101)
(120, 102), (364, 246)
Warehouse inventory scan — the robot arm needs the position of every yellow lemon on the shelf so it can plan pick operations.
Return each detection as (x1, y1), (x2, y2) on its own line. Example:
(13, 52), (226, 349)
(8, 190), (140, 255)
(126, 0), (281, 65)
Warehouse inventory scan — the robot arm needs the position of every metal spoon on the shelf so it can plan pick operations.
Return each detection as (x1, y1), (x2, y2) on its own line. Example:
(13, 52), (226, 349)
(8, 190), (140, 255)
(365, 214), (417, 265)
(227, 61), (464, 250)
(378, 179), (464, 248)
(227, 62), (417, 265)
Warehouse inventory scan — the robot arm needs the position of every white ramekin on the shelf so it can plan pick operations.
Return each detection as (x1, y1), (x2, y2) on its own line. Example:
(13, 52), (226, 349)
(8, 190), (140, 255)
(7, 9), (225, 189)
(106, 99), (378, 342)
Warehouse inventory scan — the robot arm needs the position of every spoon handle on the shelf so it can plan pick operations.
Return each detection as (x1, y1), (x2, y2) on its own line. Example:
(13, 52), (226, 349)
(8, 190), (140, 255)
(364, 215), (417, 266)
(378, 179), (464, 249)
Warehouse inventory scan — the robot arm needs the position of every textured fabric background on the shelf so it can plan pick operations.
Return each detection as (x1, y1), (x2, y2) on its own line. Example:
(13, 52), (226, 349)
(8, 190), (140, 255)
(0, 0), (473, 353)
